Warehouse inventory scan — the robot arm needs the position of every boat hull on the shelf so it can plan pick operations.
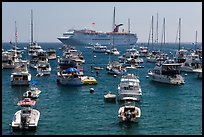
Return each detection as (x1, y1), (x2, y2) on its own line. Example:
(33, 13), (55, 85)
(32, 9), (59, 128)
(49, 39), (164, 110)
(11, 74), (31, 86)
(148, 72), (185, 85)
(58, 32), (138, 46)
(11, 109), (40, 131)
(57, 76), (83, 86)
(118, 106), (141, 123)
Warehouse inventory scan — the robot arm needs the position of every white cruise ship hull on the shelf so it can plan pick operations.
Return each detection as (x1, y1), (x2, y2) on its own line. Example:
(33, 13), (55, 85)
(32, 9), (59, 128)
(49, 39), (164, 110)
(58, 32), (138, 46)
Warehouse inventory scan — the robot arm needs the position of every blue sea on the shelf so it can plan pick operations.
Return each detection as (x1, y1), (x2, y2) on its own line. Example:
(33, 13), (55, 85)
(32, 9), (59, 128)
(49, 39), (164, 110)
(2, 42), (202, 135)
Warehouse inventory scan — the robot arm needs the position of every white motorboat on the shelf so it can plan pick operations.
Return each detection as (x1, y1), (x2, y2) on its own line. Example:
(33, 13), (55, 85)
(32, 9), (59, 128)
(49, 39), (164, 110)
(10, 59), (31, 86)
(118, 73), (142, 101)
(46, 49), (57, 60)
(148, 59), (185, 85)
(57, 67), (83, 86)
(106, 61), (126, 75)
(107, 48), (120, 55)
(104, 91), (116, 102)
(118, 101), (141, 123)
(23, 81), (41, 99)
(138, 46), (149, 57)
(11, 98), (40, 131)
(193, 69), (202, 79)
(180, 52), (202, 73)
(92, 43), (107, 53)
(2, 51), (15, 69)
(37, 61), (51, 76)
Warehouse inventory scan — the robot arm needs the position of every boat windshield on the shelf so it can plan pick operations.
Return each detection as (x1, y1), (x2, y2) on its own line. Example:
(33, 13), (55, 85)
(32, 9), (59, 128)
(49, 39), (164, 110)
(124, 100), (135, 106)
(162, 65), (181, 75)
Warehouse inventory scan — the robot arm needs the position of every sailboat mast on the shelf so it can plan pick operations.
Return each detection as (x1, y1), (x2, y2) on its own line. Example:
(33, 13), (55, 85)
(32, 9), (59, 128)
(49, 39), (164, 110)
(112, 7), (115, 48)
(112, 7), (115, 32)
(160, 17), (165, 51)
(151, 15), (154, 46)
(128, 18), (130, 46)
(147, 17), (152, 46)
(128, 18), (130, 33)
(31, 9), (33, 44)
(178, 18), (181, 50)
(14, 21), (17, 49)
(195, 30), (198, 49)
(156, 13), (158, 44)
(164, 18), (165, 45)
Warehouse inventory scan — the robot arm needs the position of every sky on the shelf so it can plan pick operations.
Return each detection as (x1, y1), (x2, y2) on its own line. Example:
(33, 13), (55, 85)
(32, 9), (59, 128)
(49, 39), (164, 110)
(2, 2), (202, 43)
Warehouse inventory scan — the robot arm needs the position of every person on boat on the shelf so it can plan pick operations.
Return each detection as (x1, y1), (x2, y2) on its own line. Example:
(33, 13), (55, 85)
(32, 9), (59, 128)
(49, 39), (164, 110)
(96, 70), (99, 77)
(126, 110), (132, 120)
(28, 91), (32, 98)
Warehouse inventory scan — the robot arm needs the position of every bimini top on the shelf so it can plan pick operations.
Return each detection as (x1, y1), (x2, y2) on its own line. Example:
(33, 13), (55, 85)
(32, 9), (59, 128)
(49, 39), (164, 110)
(65, 67), (79, 73)
(17, 98), (36, 106)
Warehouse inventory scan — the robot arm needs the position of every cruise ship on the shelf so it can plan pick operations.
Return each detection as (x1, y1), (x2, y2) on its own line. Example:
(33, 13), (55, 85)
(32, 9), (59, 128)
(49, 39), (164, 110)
(57, 7), (138, 46)
(57, 29), (138, 46)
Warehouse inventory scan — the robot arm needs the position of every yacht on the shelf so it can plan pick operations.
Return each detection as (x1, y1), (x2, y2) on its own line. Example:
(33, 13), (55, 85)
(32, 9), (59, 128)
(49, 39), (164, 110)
(118, 74), (142, 101)
(57, 47), (84, 86)
(57, 67), (83, 86)
(148, 59), (185, 85)
(180, 52), (202, 73)
(11, 98), (40, 131)
(10, 59), (31, 86)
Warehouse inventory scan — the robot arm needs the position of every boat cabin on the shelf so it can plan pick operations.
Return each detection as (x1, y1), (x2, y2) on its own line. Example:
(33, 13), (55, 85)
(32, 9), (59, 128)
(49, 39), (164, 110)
(161, 64), (181, 76)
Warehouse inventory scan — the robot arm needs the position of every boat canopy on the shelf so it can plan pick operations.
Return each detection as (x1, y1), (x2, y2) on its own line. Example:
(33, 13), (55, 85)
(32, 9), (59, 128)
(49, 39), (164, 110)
(17, 98), (36, 106)
(65, 67), (79, 73)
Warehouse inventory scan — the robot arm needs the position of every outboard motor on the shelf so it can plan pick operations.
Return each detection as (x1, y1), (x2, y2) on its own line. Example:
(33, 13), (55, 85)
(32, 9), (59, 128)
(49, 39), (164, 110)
(21, 115), (28, 128)
(126, 110), (132, 121)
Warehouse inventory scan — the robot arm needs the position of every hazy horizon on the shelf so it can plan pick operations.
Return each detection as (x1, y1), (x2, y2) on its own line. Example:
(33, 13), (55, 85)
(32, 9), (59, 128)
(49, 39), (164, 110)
(2, 2), (202, 43)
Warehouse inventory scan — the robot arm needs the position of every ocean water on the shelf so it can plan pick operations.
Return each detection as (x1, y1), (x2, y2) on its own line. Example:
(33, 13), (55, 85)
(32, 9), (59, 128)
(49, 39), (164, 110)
(2, 42), (202, 135)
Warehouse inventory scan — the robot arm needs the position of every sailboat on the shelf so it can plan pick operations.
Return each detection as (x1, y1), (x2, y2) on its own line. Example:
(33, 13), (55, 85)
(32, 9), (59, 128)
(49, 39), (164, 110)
(106, 7), (120, 56)
(174, 18), (187, 64)
(180, 30), (202, 74)
(146, 15), (160, 63)
(28, 9), (43, 69)
(10, 21), (31, 86)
